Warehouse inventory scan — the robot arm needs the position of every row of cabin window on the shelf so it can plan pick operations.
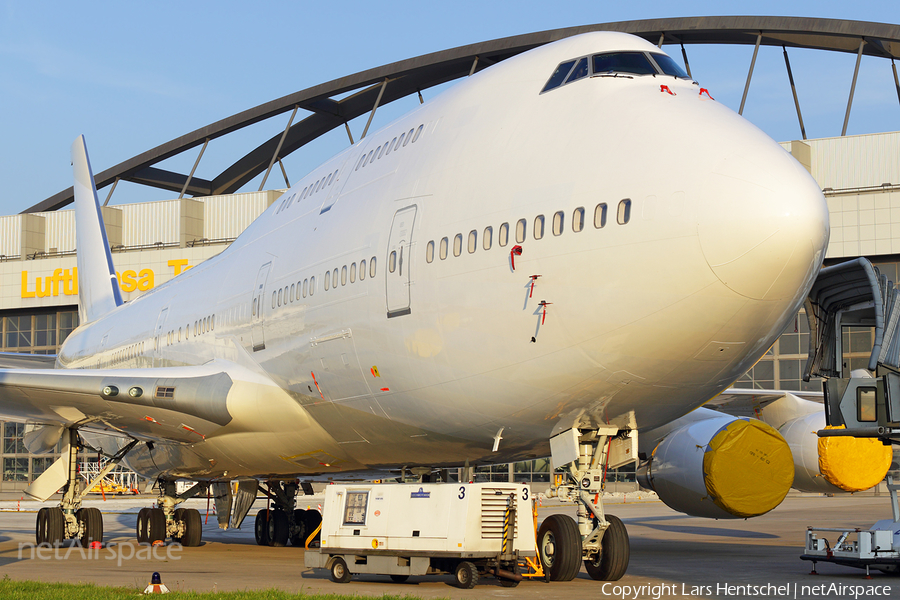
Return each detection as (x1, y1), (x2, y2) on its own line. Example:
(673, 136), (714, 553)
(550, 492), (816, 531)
(424, 200), (632, 262)
(275, 166), (342, 215)
(271, 257), (378, 308)
(194, 315), (214, 337)
(167, 314), (215, 346)
(112, 341), (145, 365)
(355, 125), (425, 172)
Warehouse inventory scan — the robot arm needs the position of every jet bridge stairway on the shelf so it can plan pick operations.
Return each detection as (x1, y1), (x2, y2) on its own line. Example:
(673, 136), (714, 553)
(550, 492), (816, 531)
(799, 257), (900, 574)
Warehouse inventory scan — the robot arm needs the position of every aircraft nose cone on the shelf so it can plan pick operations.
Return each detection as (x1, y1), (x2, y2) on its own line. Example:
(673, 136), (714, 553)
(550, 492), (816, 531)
(698, 148), (829, 301)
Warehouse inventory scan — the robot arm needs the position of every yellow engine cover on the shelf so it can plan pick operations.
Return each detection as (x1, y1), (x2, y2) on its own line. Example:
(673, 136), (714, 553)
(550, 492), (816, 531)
(818, 425), (892, 492)
(703, 419), (794, 518)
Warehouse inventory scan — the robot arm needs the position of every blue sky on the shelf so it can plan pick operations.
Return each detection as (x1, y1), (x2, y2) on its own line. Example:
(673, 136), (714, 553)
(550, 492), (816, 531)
(1, 1), (898, 216)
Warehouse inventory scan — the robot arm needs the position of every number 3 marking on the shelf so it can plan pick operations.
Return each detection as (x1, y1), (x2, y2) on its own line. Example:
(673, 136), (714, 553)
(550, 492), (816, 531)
(522, 487), (529, 501)
(459, 486), (466, 500)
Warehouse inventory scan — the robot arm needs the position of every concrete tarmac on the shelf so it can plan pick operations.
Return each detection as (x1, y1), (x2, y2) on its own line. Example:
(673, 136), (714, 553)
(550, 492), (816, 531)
(0, 494), (897, 599)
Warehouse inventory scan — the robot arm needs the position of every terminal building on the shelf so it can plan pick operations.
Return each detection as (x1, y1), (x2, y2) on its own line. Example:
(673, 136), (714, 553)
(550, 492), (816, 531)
(1, 130), (897, 491)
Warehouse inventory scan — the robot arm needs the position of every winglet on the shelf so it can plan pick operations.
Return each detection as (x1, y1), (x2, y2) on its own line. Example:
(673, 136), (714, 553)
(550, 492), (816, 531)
(72, 135), (123, 323)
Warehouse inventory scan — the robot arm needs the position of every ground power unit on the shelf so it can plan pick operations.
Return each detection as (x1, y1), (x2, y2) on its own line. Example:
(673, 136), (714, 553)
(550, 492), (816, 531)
(304, 482), (537, 587)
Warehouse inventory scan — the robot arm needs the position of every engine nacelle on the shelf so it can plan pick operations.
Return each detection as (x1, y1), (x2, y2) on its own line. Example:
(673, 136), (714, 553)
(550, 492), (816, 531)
(637, 415), (793, 519)
(779, 411), (892, 493)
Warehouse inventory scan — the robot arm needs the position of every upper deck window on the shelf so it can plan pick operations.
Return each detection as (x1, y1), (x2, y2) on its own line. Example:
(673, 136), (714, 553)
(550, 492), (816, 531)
(592, 52), (657, 76)
(649, 53), (689, 79)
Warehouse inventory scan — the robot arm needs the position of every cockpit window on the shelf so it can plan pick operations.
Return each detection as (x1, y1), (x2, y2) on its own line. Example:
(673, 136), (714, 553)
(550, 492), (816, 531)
(592, 52), (657, 76)
(649, 53), (690, 78)
(565, 57), (589, 84)
(541, 60), (577, 93)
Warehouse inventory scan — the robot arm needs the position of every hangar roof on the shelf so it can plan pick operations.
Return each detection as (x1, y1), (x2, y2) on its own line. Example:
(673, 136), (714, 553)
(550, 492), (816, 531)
(25, 16), (900, 214)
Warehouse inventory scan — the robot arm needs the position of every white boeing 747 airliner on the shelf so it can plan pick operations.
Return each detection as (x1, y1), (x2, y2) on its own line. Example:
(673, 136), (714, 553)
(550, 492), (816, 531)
(0, 32), (830, 582)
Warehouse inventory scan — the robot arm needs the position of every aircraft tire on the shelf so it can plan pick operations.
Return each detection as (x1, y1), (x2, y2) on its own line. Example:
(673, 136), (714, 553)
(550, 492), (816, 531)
(137, 507), (166, 544)
(175, 508), (202, 547)
(76, 507), (103, 547)
(330, 557), (352, 583)
(36, 506), (65, 546)
(289, 509), (307, 546)
(585, 514), (630, 581)
(254, 510), (270, 546)
(537, 514), (582, 581)
(267, 508), (289, 547)
(454, 561), (479, 589)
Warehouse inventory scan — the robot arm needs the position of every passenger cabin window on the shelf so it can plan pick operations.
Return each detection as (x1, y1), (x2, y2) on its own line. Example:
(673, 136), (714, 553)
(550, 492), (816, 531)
(440, 237), (449, 260)
(573, 207), (585, 232)
(412, 124), (424, 143)
(370, 257), (377, 277)
(483, 226), (493, 250)
(303, 279), (308, 297)
(468, 230), (477, 253)
(552, 211), (564, 236)
(499, 223), (509, 247)
(594, 203), (608, 228)
(324, 275), (330, 291)
(360, 259), (367, 280)
(516, 219), (526, 243)
(453, 234), (462, 257)
(534, 215), (545, 240)
(332, 269), (339, 289)
(350, 262), (357, 283)
(389, 251), (397, 273)
(426, 241), (434, 263)
(309, 276), (315, 295)
(341, 265), (347, 285)
(617, 199), (632, 224)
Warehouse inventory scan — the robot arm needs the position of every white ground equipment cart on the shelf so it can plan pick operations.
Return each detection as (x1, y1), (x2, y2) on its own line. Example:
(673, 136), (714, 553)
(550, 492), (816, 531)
(798, 259), (900, 575)
(304, 482), (537, 588)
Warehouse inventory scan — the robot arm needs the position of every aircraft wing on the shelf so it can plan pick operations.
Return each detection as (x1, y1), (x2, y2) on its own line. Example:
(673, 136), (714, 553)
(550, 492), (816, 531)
(0, 352), (58, 370)
(0, 361), (239, 445)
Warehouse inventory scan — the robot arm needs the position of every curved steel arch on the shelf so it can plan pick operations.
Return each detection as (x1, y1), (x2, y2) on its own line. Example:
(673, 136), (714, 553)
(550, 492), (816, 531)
(26, 16), (900, 214)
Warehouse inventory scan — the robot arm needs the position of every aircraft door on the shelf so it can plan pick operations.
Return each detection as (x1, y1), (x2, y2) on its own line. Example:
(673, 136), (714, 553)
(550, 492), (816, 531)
(251, 262), (271, 352)
(385, 205), (417, 318)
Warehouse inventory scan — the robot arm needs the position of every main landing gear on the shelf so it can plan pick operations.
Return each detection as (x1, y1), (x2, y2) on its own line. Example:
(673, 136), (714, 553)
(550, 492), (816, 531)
(253, 480), (321, 547)
(136, 478), (207, 546)
(542, 426), (631, 581)
(32, 429), (137, 547)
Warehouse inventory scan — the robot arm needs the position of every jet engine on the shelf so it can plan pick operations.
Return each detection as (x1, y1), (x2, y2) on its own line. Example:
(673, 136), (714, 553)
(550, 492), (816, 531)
(778, 410), (892, 493)
(637, 414), (794, 519)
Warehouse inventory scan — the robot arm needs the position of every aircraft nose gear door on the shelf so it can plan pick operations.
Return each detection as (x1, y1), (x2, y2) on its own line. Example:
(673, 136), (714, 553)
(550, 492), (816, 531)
(251, 262), (271, 351)
(386, 205), (417, 318)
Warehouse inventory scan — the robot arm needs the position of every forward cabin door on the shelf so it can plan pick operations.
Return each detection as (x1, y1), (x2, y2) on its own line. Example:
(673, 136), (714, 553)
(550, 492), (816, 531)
(251, 262), (271, 352)
(385, 205), (417, 318)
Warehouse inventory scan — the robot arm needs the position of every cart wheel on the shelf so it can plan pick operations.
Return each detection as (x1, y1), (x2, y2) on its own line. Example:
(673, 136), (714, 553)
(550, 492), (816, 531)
(331, 557), (352, 583)
(455, 561), (479, 589)
(390, 574), (409, 583)
(538, 514), (582, 581)
(584, 514), (630, 581)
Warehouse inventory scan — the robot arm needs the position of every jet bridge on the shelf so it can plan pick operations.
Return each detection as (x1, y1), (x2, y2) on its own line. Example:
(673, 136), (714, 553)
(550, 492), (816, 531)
(800, 258), (900, 574)
(804, 257), (900, 444)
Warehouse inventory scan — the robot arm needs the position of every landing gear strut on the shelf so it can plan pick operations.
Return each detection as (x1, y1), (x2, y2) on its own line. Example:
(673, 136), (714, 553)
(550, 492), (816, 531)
(253, 480), (321, 547)
(543, 426), (631, 581)
(31, 429), (137, 547)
